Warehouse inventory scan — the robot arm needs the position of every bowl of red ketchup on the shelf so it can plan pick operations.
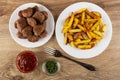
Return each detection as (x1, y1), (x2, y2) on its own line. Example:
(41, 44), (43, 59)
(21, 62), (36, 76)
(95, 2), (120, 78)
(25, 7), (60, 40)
(16, 51), (38, 73)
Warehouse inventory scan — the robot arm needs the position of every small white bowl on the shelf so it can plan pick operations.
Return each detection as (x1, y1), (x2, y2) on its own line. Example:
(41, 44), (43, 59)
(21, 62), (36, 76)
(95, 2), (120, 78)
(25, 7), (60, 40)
(42, 58), (60, 76)
(9, 3), (55, 48)
(55, 2), (112, 59)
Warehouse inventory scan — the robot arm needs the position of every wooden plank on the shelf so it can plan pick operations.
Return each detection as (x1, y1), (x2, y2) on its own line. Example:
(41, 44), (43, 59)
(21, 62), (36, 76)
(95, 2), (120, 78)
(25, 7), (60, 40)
(0, 0), (120, 80)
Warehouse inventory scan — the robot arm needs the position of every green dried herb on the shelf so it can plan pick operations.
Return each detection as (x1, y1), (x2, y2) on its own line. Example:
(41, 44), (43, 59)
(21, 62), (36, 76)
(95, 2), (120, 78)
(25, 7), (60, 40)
(45, 61), (58, 74)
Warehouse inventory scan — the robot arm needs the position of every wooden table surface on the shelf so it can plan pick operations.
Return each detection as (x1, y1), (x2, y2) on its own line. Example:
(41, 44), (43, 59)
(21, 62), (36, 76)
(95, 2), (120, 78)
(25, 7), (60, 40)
(0, 0), (120, 80)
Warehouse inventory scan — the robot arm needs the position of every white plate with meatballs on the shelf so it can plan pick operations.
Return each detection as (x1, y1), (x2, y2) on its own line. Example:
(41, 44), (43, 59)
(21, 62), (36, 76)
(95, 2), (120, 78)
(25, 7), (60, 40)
(9, 3), (54, 48)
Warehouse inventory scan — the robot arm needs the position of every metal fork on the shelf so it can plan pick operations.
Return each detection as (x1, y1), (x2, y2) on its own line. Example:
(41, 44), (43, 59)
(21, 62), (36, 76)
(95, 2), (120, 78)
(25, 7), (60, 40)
(43, 47), (96, 71)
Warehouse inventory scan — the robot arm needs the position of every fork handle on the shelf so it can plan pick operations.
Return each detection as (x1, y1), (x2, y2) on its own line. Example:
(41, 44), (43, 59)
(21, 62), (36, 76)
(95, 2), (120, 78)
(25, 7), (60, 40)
(61, 55), (96, 71)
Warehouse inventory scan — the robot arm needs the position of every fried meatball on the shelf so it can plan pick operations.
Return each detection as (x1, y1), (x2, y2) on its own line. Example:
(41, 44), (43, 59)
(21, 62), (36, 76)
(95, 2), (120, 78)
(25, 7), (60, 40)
(28, 35), (40, 42)
(33, 24), (45, 36)
(27, 18), (37, 27)
(14, 21), (17, 28)
(18, 11), (23, 17)
(17, 32), (26, 39)
(21, 7), (33, 18)
(41, 11), (48, 20)
(33, 11), (45, 23)
(43, 22), (46, 28)
(21, 26), (33, 38)
(40, 30), (47, 38)
(15, 18), (28, 32)
(33, 6), (39, 13)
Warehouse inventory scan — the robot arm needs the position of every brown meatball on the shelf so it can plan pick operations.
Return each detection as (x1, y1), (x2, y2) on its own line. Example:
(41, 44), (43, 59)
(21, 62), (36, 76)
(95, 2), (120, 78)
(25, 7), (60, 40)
(41, 11), (48, 20)
(33, 6), (39, 13)
(18, 11), (23, 17)
(40, 30), (47, 38)
(43, 22), (47, 28)
(27, 18), (37, 27)
(15, 18), (28, 32)
(28, 35), (40, 42)
(21, 7), (33, 18)
(17, 32), (26, 39)
(33, 11), (45, 23)
(33, 24), (45, 36)
(21, 26), (33, 38)
(14, 21), (17, 28)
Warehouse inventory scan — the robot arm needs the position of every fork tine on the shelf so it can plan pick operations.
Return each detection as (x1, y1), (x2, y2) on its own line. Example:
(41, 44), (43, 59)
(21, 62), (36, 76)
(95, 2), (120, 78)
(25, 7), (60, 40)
(46, 46), (56, 51)
(44, 48), (54, 53)
(43, 47), (55, 55)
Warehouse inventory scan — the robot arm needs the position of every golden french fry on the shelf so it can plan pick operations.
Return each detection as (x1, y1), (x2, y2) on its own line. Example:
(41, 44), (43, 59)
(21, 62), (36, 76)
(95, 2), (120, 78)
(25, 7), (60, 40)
(85, 19), (97, 30)
(86, 23), (93, 30)
(86, 31), (92, 39)
(84, 19), (98, 23)
(89, 42), (95, 48)
(90, 39), (99, 47)
(67, 33), (73, 41)
(62, 12), (75, 33)
(69, 29), (81, 33)
(96, 25), (100, 31)
(68, 12), (75, 27)
(77, 24), (86, 32)
(85, 9), (100, 19)
(62, 27), (68, 33)
(89, 31), (96, 38)
(81, 12), (85, 25)
(84, 43), (89, 45)
(78, 44), (91, 49)
(64, 33), (68, 44)
(92, 11), (101, 18)
(91, 20), (100, 30)
(64, 17), (70, 26)
(93, 30), (104, 37)
(95, 35), (102, 40)
(73, 18), (79, 28)
(75, 39), (91, 44)
(102, 24), (107, 32)
(94, 40), (99, 44)
(75, 8), (87, 14)
(99, 19), (102, 27)
(62, 17), (70, 33)
(75, 39), (81, 42)
(86, 14), (91, 19)
(70, 41), (75, 47)
(85, 21), (89, 30)
(89, 23), (93, 27)
(89, 31), (102, 40)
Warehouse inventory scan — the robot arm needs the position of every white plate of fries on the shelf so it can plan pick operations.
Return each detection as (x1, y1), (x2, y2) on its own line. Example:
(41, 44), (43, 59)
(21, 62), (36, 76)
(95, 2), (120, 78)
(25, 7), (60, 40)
(55, 2), (112, 58)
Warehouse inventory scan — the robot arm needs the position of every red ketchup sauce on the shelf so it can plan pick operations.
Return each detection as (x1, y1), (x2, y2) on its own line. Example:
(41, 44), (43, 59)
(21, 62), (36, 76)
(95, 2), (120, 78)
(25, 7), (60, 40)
(16, 51), (38, 73)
